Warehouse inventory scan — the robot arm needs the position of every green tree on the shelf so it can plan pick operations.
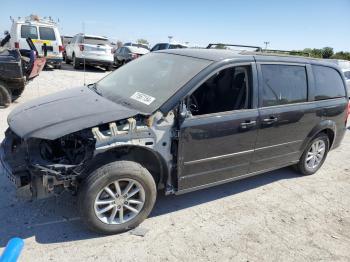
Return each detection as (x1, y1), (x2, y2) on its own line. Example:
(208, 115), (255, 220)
(137, 39), (149, 45)
(332, 51), (350, 60)
(321, 47), (334, 59)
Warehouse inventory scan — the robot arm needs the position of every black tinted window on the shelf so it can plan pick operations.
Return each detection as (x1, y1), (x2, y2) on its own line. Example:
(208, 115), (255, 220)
(313, 65), (346, 100)
(344, 71), (350, 80)
(21, 25), (38, 39)
(261, 65), (307, 107)
(158, 44), (168, 50)
(39, 27), (56, 40)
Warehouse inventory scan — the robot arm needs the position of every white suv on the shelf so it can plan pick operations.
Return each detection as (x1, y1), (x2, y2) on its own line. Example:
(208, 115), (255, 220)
(65, 34), (114, 70)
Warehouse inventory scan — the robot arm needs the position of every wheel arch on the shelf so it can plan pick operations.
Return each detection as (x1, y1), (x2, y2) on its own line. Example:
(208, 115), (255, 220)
(82, 145), (169, 189)
(302, 120), (336, 151)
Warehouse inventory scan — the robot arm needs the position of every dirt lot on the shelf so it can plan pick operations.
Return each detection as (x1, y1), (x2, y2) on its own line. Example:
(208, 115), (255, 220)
(0, 64), (350, 262)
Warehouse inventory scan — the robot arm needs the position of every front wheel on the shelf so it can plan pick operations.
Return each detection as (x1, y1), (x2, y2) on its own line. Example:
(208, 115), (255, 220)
(72, 54), (80, 69)
(78, 161), (157, 234)
(105, 65), (113, 71)
(295, 133), (329, 176)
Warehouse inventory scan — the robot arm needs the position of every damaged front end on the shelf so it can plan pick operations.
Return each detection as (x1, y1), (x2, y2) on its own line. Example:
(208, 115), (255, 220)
(0, 111), (175, 199)
(1, 128), (95, 198)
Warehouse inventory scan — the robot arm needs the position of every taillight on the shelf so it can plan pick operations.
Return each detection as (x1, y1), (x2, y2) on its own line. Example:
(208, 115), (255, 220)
(59, 45), (64, 52)
(131, 53), (139, 59)
(79, 44), (84, 51)
(15, 42), (19, 48)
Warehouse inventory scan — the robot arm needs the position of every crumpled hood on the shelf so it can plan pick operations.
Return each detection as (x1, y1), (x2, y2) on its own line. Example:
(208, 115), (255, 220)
(8, 87), (139, 140)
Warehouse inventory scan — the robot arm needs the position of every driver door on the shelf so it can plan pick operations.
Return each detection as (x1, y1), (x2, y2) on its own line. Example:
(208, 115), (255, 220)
(176, 63), (259, 192)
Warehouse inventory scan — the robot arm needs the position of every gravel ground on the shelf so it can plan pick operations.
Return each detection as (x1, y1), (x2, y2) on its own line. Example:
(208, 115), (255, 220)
(0, 64), (350, 261)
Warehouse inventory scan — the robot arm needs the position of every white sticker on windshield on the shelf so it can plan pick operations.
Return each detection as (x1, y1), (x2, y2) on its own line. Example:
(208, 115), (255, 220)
(130, 92), (156, 105)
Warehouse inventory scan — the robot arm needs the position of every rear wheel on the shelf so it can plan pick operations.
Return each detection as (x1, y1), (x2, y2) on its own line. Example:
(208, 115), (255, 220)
(72, 54), (80, 69)
(295, 133), (329, 176)
(78, 160), (157, 234)
(0, 84), (11, 108)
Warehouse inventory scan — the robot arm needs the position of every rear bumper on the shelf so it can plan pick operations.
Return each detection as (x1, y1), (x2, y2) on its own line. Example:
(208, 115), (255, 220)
(45, 57), (63, 65)
(76, 57), (113, 67)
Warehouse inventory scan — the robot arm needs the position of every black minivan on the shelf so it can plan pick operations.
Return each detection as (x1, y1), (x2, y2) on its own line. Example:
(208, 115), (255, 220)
(1, 49), (349, 234)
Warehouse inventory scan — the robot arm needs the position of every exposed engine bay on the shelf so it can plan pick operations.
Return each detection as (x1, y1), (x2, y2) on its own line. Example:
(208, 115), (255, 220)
(0, 111), (175, 199)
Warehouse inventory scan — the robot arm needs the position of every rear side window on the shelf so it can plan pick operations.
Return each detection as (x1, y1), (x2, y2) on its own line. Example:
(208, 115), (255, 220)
(344, 71), (350, 80)
(261, 64), (308, 107)
(21, 25), (38, 39)
(313, 65), (346, 100)
(39, 27), (56, 40)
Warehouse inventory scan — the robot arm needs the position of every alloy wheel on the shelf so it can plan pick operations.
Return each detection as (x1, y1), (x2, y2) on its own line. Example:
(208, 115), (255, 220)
(94, 179), (145, 225)
(305, 139), (326, 171)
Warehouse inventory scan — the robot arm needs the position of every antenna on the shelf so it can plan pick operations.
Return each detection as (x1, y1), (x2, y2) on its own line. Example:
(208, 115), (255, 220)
(82, 22), (86, 86)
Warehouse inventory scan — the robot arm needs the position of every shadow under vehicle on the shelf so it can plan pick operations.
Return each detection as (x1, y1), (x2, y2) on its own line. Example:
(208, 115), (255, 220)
(0, 38), (46, 107)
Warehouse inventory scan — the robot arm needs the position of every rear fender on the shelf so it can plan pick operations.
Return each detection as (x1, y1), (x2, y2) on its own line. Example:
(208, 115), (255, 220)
(301, 120), (336, 152)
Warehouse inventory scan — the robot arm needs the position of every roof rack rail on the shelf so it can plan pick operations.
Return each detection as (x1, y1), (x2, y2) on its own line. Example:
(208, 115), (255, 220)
(263, 49), (310, 57)
(207, 43), (262, 52)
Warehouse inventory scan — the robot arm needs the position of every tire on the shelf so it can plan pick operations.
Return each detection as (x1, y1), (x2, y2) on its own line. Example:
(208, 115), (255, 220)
(72, 54), (80, 69)
(105, 65), (113, 71)
(65, 55), (71, 64)
(295, 133), (329, 176)
(78, 160), (157, 234)
(11, 87), (24, 102)
(0, 84), (12, 108)
(54, 63), (62, 69)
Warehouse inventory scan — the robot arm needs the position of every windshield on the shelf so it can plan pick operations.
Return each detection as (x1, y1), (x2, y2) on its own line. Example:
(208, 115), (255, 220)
(96, 53), (212, 112)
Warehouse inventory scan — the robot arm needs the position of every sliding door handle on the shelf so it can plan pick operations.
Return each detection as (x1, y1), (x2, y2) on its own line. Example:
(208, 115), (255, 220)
(262, 116), (278, 124)
(240, 120), (257, 129)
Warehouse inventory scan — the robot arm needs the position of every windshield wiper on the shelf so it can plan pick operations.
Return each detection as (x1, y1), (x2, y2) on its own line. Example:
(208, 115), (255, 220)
(87, 83), (102, 96)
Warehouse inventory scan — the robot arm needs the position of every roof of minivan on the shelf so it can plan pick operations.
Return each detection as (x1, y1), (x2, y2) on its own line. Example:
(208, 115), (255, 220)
(158, 48), (340, 68)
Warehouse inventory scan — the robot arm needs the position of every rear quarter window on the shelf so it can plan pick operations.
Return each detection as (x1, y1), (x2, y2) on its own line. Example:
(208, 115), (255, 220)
(21, 25), (38, 39)
(260, 64), (308, 107)
(39, 27), (56, 40)
(313, 65), (346, 100)
(344, 71), (350, 80)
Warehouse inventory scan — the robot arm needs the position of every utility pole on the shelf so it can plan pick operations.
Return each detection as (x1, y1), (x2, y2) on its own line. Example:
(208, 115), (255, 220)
(264, 41), (270, 50)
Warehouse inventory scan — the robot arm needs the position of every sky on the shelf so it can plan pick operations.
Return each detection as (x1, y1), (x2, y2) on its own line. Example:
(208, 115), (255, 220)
(1, 0), (349, 52)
